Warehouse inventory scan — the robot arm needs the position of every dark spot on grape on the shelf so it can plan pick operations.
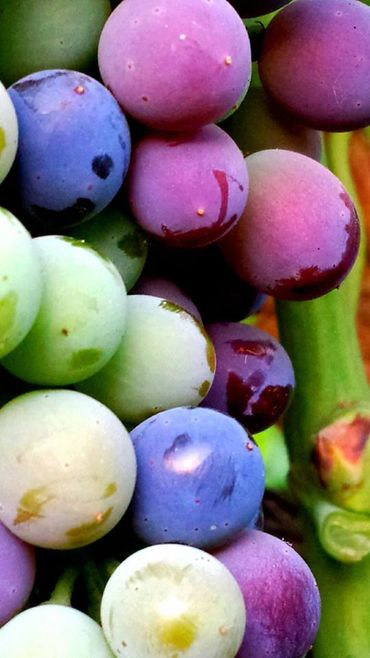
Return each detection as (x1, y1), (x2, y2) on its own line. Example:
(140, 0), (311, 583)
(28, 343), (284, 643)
(142, 96), (149, 102)
(229, 339), (275, 364)
(198, 380), (211, 397)
(61, 328), (69, 336)
(70, 348), (102, 369)
(12, 70), (67, 93)
(118, 232), (147, 258)
(160, 211), (237, 248)
(245, 384), (293, 433)
(31, 198), (95, 227)
(119, 134), (127, 150)
(92, 154), (114, 179)
(213, 170), (229, 223)
(159, 299), (184, 314)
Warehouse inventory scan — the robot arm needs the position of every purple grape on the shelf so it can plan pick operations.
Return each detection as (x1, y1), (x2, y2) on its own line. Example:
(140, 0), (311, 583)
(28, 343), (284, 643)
(132, 275), (202, 322)
(202, 323), (294, 433)
(220, 149), (360, 300)
(259, 0), (370, 131)
(127, 124), (248, 248)
(0, 522), (36, 626)
(145, 242), (266, 323)
(98, 0), (251, 131)
(222, 85), (321, 160)
(7, 69), (131, 228)
(229, 1), (292, 18)
(130, 406), (265, 549)
(213, 529), (321, 658)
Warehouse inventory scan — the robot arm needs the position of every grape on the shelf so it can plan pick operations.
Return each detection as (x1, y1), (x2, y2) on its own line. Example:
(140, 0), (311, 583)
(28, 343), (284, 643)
(214, 529), (321, 658)
(0, 208), (42, 359)
(127, 125), (248, 248)
(0, 522), (36, 626)
(201, 323), (295, 433)
(0, 0), (111, 87)
(98, 0), (251, 131)
(222, 84), (321, 160)
(220, 149), (360, 300)
(0, 605), (115, 657)
(133, 275), (202, 322)
(2, 235), (127, 386)
(7, 69), (131, 228)
(0, 389), (136, 549)
(259, 0), (370, 131)
(130, 406), (265, 548)
(0, 83), (18, 184)
(145, 242), (266, 323)
(68, 203), (148, 291)
(101, 543), (246, 658)
(77, 294), (216, 425)
(229, 1), (291, 18)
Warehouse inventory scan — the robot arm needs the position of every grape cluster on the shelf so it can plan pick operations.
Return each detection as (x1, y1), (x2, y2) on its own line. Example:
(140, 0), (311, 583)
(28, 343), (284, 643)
(0, 0), (368, 657)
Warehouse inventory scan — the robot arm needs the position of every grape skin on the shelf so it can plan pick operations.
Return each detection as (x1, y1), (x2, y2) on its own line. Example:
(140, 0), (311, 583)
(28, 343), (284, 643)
(214, 529), (321, 658)
(0, 389), (136, 549)
(259, 0), (370, 131)
(127, 125), (248, 248)
(220, 149), (360, 300)
(98, 0), (251, 131)
(101, 543), (246, 658)
(0, 522), (35, 627)
(130, 406), (265, 548)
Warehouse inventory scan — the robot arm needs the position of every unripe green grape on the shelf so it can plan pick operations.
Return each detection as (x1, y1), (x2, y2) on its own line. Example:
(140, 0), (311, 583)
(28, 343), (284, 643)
(68, 204), (148, 291)
(0, 0), (111, 87)
(0, 389), (136, 549)
(0, 208), (42, 359)
(101, 543), (246, 658)
(0, 605), (115, 657)
(77, 295), (216, 424)
(2, 235), (127, 385)
(0, 83), (18, 183)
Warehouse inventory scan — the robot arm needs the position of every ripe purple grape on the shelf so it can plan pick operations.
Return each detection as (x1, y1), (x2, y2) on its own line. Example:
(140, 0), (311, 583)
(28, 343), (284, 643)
(214, 529), (321, 658)
(259, 0), (370, 131)
(130, 406), (265, 549)
(201, 323), (295, 433)
(220, 149), (360, 300)
(0, 522), (36, 626)
(127, 124), (248, 248)
(98, 0), (251, 131)
(7, 69), (131, 228)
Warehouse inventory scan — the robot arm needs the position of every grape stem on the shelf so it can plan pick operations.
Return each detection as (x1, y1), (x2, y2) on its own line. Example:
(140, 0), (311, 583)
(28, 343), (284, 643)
(46, 565), (79, 607)
(276, 131), (370, 657)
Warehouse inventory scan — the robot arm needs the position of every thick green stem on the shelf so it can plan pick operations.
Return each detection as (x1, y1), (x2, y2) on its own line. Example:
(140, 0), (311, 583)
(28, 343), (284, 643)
(302, 521), (370, 658)
(276, 292), (369, 465)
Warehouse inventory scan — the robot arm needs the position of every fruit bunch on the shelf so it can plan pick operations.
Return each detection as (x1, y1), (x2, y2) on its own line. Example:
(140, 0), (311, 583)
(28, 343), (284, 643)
(0, 1), (369, 657)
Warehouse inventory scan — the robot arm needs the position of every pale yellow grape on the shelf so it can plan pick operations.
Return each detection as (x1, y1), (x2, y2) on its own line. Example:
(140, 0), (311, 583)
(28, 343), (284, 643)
(0, 389), (136, 549)
(0, 82), (18, 183)
(101, 543), (246, 658)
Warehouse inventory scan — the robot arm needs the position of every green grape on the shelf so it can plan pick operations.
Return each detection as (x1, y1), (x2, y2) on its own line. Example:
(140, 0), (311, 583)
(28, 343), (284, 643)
(101, 544), (246, 658)
(0, 83), (18, 183)
(0, 389), (136, 549)
(2, 235), (127, 385)
(69, 204), (148, 291)
(0, 605), (115, 657)
(0, 208), (42, 359)
(0, 0), (111, 86)
(77, 295), (216, 425)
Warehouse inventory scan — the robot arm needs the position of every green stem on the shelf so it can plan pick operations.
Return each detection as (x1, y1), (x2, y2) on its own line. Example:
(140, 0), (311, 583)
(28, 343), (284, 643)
(46, 566), (79, 607)
(83, 559), (108, 624)
(302, 521), (370, 658)
(276, 292), (369, 465)
(324, 132), (366, 310)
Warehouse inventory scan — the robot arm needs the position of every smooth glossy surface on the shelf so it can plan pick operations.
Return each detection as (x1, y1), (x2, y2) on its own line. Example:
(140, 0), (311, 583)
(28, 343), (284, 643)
(0, 522), (35, 626)
(101, 543), (246, 658)
(130, 406), (265, 548)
